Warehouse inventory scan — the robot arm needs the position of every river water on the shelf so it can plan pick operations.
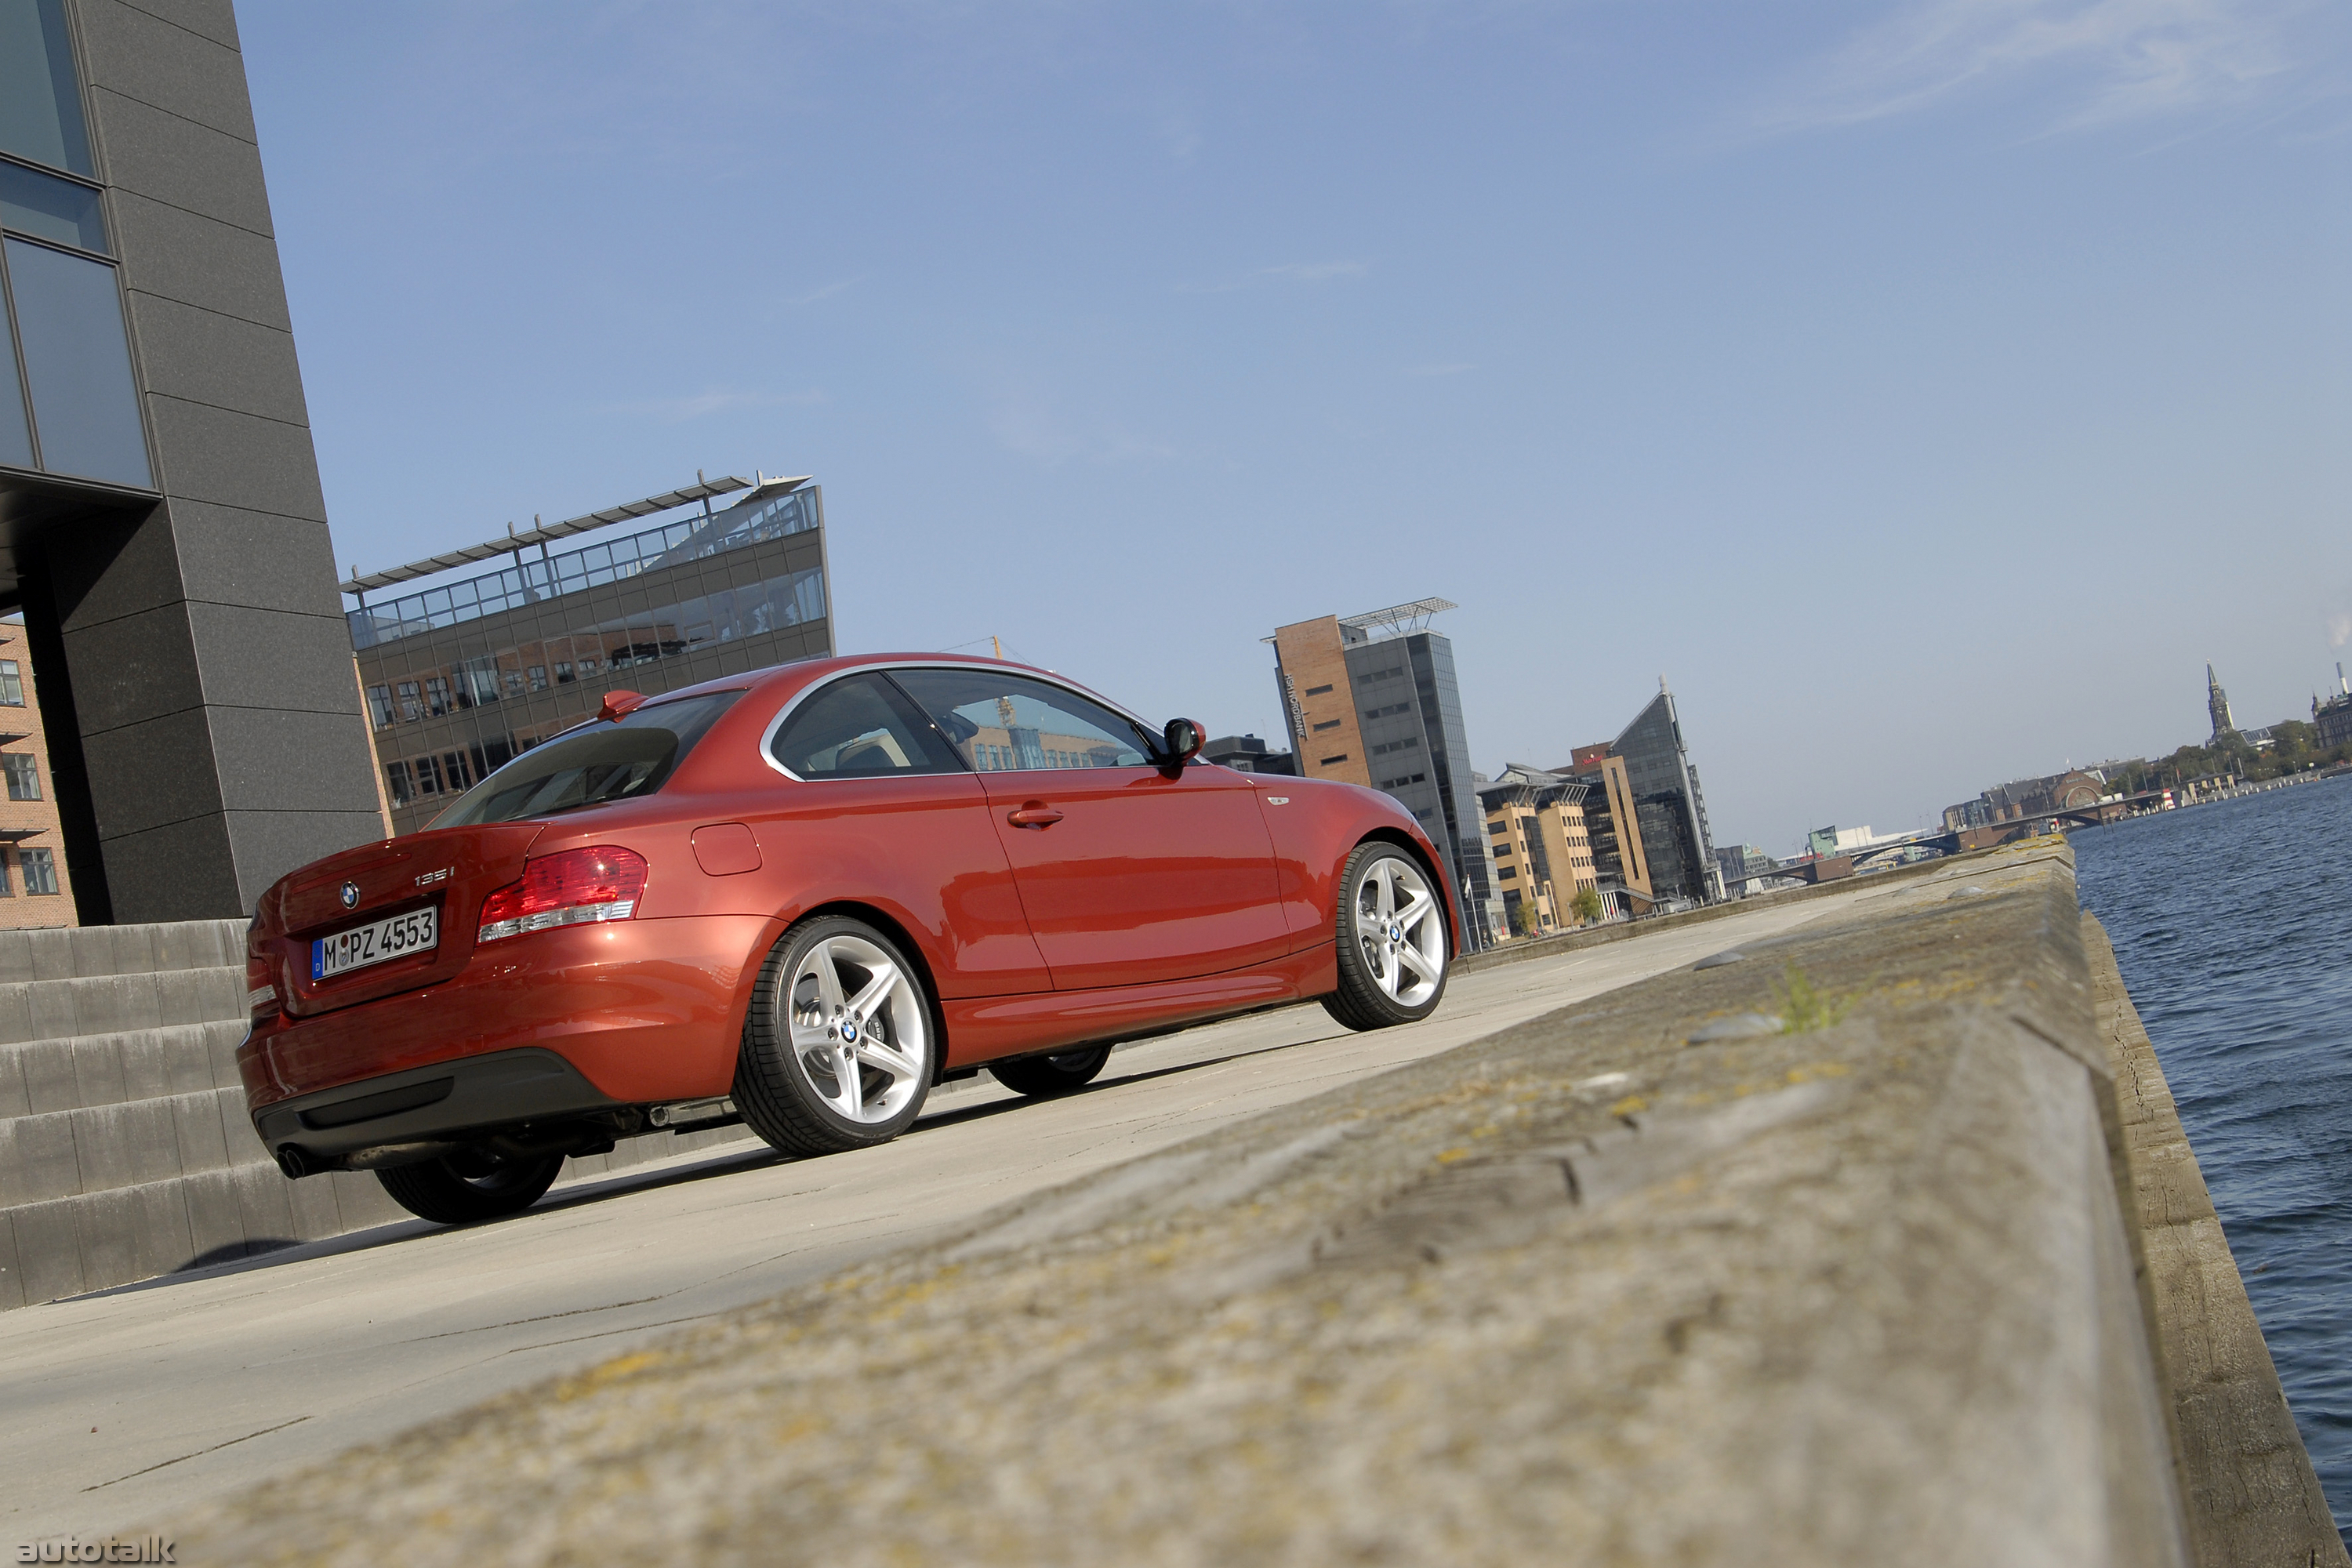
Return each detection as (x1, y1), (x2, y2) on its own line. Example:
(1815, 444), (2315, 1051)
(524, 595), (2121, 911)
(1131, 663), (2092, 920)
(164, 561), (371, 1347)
(2071, 775), (2351, 1544)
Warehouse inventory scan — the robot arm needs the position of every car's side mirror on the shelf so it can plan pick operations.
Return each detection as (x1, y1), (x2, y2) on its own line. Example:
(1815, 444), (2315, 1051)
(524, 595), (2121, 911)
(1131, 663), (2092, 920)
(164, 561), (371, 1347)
(1159, 717), (1204, 770)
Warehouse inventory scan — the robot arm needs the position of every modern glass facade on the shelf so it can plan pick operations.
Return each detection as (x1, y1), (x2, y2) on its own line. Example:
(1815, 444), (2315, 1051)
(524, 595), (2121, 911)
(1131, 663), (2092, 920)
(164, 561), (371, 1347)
(348, 484), (822, 649)
(1344, 629), (1501, 949)
(1610, 687), (1722, 905)
(354, 486), (833, 835)
(0, 0), (152, 490)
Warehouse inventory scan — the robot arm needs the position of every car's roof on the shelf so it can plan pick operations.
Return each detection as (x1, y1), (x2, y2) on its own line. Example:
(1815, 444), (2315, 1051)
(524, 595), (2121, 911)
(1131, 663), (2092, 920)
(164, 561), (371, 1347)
(636, 652), (1144, 726)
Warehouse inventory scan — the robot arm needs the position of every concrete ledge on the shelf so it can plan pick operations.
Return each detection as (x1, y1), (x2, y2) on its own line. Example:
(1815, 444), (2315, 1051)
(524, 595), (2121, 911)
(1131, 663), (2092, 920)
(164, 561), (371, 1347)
(162, 840), (2295, 1565)
(2083, 914), (2348, 1568)
(1456, 840), (2026, 977)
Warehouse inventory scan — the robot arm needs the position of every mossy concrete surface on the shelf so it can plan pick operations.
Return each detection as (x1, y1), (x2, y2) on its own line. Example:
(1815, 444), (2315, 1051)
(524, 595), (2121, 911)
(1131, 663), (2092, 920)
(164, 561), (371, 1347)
(158, 842), (2301, 1565)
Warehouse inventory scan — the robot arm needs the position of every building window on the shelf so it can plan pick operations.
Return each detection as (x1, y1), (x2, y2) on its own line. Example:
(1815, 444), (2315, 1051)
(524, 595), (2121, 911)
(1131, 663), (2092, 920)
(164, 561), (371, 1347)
(442, 750), (473, 791)
(2, 752), (38, 800)
(383, 760), (413, 805)
(3, 238), (152, 486)
(1363, 702), (1409, 720)
(0, 853), (12, 895)
(395, 681), (421, 721)
(412, 754), (443, 795)
(364, 684), (394, 728)
(502, 670), (527, 698)
(528, 665), (548, 691)
(0, 659), (20, 706)
(554, 661), (574, 684)
(1312, 719), (1341, 732)
(1304, 684), (1333, 696)
(20, 846), (58, 895)
(423, 677), (452, 716)
(1319, 753), (1348, 766)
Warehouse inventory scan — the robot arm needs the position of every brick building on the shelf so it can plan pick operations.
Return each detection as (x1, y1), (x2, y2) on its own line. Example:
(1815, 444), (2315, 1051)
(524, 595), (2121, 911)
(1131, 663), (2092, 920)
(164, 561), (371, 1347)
(0, 619), (75, 927)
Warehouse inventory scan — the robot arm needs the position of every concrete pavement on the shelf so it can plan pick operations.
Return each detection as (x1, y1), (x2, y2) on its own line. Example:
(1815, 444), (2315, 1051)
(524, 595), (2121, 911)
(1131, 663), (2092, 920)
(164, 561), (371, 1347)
(4, 892), (1853, 1547)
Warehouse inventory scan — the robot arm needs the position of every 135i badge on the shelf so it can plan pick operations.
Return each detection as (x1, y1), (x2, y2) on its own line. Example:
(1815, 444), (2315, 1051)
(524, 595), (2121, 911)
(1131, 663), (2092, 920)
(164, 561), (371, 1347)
(415, 866), (452, 887)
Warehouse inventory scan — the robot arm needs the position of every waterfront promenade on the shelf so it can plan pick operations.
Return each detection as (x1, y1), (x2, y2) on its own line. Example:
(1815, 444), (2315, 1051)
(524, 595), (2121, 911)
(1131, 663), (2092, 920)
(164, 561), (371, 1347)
(6, 844), (2338, 1564)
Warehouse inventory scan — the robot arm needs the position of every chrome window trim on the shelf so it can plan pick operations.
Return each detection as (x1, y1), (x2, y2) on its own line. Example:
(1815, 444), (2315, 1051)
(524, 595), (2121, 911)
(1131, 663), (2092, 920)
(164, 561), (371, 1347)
(755, 659), (1160, 785)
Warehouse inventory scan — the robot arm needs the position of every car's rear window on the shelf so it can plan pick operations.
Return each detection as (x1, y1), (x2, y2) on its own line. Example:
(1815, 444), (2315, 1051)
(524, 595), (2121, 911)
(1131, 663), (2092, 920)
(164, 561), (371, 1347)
(429, 691), (742, 827)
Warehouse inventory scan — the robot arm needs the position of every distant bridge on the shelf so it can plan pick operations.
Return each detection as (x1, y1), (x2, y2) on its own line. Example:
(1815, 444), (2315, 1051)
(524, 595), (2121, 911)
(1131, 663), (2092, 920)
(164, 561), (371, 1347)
(1730, 793), (2170, 889)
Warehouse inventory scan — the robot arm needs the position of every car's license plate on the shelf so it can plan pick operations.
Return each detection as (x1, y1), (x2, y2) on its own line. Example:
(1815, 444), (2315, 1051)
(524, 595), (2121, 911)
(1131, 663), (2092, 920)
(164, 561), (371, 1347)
(312, 907), (437, 979)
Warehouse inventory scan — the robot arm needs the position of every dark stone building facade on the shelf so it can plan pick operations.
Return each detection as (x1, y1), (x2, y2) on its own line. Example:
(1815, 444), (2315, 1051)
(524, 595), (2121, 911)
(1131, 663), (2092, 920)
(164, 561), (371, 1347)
(1, 0), (380, 922)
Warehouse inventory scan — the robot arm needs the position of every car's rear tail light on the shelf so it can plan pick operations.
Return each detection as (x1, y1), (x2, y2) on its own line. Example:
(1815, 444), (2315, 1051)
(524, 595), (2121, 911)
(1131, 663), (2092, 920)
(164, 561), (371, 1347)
(246, 948), (280, 1020)
(477, 847), (648, 945)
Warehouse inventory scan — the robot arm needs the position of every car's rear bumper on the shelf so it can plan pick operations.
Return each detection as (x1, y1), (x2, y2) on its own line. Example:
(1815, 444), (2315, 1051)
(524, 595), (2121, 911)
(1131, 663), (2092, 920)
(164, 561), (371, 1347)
(252, 1047), (626, 1169)
(238, 913), (783, 1124)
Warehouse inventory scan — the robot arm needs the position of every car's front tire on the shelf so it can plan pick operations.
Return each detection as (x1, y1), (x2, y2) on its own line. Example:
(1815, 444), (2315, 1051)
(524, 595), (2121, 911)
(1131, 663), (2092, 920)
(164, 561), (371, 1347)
(735, 915), (935, 1156)
(376, 1145), (564, 1225)
(990, 1044), (1112, 1099)
(1322, 843), (1450, 1032)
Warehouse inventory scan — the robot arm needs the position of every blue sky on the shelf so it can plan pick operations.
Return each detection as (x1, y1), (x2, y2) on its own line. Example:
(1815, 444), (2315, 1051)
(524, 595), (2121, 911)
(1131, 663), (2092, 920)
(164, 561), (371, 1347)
(240, 0), (2352, 855)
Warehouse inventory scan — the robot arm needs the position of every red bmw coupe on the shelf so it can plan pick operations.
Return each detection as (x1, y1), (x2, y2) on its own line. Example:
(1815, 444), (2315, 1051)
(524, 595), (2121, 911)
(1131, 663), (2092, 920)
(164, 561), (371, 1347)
(239, 655), (1458, 1224)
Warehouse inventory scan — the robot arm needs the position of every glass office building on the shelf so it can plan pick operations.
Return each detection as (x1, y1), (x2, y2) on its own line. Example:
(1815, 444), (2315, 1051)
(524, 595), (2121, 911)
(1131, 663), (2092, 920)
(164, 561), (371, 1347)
(353, 483), (833, 835)
(1609, 684), (1722, 906)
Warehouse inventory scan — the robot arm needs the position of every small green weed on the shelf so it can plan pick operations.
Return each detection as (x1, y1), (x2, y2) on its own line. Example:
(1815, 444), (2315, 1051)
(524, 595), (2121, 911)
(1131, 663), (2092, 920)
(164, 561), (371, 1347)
(1773, 964), (1853, 1033)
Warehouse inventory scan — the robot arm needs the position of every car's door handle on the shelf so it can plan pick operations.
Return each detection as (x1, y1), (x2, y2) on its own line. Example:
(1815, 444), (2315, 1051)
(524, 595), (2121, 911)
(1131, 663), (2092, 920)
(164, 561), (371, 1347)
(1007, 804), (1064, 829)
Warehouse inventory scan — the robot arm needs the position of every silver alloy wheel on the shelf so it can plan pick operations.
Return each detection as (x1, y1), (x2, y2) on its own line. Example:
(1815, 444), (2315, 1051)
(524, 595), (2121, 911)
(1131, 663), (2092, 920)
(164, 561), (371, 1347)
(1349, 854), (1446, 1008)
(784, 933), (927, 1124)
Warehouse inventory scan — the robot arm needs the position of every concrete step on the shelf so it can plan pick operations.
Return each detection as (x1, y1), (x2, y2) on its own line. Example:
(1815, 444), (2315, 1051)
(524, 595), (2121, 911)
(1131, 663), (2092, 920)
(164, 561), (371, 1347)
(0, 1118), (775, 1310)
(0, 1160), (410, 1310)
(0, 1018), (246, 1120)
(0, 966), (245, 1047)
(0, 1083), (270, 1207)
(0, 920), (248, 985)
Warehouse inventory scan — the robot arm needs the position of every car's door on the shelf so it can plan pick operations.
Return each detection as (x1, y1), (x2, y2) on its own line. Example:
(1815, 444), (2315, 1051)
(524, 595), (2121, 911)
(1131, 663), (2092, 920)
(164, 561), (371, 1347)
(890, 667), (1287, 991)
(761, 672), (1050, 997)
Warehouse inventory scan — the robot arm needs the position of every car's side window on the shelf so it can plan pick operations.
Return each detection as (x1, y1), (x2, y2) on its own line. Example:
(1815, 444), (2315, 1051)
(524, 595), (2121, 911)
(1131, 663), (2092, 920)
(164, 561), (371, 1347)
(770, 674), (964, 779)
(889, 670), (1152, 773)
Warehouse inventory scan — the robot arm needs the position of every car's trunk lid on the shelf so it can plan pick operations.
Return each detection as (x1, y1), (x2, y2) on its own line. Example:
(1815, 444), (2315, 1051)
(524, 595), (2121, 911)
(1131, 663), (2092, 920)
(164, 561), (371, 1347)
(255, 823), (544, 1016)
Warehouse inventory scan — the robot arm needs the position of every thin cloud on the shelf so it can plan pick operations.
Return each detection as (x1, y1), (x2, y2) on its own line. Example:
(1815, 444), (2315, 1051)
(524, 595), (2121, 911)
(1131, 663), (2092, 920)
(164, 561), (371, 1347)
(1175, 260), (1370, 295)
(1261, 260), (1369, 282)
(1771, 0), (2299, 132)
(988, 387), (1172, 466)
(786, 277), (862, 306)
(601, 387), (829, 423)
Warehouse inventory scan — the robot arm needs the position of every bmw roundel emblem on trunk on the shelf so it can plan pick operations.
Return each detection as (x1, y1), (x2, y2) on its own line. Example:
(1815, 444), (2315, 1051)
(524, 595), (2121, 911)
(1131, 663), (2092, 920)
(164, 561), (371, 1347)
(339, 880), (361, 909)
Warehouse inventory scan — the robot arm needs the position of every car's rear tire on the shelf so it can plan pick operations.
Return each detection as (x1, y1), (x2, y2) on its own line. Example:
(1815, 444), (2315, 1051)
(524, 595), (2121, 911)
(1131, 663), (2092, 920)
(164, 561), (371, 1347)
(376, 1145), (564, 1225)
(735, 915), (935, 1156)
(1322, 843), (1450, 1033)
(989, 1044), (1112, 1099)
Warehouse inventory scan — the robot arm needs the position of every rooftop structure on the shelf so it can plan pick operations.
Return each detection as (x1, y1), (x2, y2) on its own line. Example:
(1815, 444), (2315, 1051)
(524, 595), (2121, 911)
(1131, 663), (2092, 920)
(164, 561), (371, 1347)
(350, 477), (832, 835)
(1335, 597), (1459, 640)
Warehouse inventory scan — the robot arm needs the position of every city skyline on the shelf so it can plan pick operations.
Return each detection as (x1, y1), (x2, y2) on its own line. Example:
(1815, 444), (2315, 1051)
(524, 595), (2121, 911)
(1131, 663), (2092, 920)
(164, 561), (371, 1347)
(239, 2), (2350, 855)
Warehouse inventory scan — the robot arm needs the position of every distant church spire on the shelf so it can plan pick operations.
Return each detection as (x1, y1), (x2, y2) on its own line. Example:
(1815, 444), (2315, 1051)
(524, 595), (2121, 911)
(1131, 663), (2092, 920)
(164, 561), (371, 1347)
(2206, 663), (2237, 742)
